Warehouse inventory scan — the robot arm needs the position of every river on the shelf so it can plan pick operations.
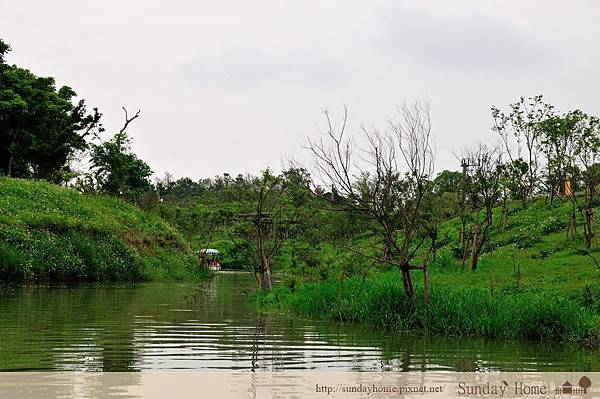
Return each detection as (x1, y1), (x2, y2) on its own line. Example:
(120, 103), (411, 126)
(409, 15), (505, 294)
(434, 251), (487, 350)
(0, 272), (597, 371)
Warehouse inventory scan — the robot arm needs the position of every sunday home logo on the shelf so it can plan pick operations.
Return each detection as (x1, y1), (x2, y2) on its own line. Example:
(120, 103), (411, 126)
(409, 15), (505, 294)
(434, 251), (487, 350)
(458, 376), (592, 396)
(555, 376), (592, 395)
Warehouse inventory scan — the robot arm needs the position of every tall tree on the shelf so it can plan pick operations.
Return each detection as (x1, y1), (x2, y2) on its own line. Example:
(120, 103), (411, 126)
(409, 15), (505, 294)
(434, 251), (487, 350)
(89, 108), (152, 200)
(571, 111), (600, 250)
(231, 169), (295, 290)
(539, 111), (578, 205)
(0, 39), (101, 182)
(460, 144), (503, 271)
(492, 95), (554, 203)
(306, 101), (436, 302)
(538, 108), (600, 249)
(538, 110), (596, 243)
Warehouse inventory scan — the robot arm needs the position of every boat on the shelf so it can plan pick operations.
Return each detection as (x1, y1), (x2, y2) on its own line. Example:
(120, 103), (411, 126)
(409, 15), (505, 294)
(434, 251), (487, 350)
(197, 248), (221, 271)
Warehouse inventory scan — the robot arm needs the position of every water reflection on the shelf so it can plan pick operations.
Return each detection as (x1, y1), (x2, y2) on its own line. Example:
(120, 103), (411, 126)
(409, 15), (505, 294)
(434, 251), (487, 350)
(0, 272), (598, 372)
(251, 312), (265, 372)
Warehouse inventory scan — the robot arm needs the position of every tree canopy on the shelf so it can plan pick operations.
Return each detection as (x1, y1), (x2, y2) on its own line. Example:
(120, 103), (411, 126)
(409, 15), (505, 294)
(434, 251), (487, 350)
(89, 110), (152, 200)
(0, 39), (102, 182)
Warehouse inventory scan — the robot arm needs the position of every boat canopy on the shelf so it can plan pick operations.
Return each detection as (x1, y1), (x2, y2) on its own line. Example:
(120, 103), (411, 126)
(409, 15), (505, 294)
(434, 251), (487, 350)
(200, 248), (219, 255)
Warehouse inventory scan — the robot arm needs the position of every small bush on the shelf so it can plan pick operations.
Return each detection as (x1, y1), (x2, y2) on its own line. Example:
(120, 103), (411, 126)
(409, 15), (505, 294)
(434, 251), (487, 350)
(430, 248), (456, 269)
(540, 216), (566, 234)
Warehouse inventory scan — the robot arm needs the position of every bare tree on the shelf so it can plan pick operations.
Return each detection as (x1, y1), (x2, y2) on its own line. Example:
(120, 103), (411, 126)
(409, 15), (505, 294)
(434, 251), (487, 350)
(453, 153), (476, 267)
(459, 144), (503, 271)
(119, 107), (140, 135)
(231, 170), (292, 290)
(306, 101), (435, 302)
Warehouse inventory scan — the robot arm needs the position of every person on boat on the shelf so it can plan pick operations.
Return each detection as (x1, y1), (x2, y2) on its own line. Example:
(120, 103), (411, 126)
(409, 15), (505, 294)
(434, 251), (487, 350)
(197, 249), (208, 268)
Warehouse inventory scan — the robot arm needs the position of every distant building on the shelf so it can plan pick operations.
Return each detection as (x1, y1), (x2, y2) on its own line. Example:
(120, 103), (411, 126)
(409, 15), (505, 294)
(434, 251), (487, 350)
(322, 185), (345, 204)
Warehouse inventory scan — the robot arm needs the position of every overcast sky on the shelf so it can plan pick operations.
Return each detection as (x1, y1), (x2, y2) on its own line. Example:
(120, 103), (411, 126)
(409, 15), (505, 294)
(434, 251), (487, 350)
(2, 0), (599, 180)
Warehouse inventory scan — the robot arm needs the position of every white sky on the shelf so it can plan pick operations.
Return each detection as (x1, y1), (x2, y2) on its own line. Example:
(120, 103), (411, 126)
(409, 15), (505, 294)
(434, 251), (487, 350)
(2, 0), (599, 180)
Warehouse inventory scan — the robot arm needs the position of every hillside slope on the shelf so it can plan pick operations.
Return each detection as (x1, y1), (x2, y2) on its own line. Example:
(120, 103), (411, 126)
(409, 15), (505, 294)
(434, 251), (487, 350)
(430, 198), (600, 302)
(0, 178), (202, 282)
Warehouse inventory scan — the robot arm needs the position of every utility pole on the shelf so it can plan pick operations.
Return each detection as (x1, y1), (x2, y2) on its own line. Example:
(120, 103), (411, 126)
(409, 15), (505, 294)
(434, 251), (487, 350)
(460, 158), (478, 268)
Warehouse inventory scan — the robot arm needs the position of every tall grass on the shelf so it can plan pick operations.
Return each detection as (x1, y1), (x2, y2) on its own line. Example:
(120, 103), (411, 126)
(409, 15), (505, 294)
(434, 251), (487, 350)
(250, 272), (600, 347)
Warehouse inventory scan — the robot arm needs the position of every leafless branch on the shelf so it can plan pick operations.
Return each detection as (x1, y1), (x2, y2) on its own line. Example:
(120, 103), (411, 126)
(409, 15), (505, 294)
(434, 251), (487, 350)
(119, 107), (141, 135)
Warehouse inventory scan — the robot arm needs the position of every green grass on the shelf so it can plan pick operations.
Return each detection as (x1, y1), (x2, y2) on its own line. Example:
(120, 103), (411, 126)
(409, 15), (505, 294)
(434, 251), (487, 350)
(428, 198), (600, 307)
(252, 196), (600, 346)
(251, 272), (600, 347)
(0, 177), (206, 282)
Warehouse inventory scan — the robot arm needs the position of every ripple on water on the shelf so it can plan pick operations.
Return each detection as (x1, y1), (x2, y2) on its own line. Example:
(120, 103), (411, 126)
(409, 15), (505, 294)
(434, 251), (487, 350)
(0, 272), (598, 371)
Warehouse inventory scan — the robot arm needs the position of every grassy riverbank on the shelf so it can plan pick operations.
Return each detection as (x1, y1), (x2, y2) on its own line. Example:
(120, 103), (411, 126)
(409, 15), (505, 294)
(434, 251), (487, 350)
(251, 198), (600, 346)
(0, 178), (205, 282)
(251, 273), (600, 347)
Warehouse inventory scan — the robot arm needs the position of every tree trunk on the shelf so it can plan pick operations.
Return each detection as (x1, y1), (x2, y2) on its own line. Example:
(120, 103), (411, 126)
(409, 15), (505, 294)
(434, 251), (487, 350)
(400, 265), (414, 302)
(423, 265), (429, 305)
(3, 129), (18, 177)
(258, 267), (266, 289)
(382, 240), (392, 262)
(6, 151), (12, 177)
(263, 254), (272, 290)
(258, 223), (273, 290)
(256, 223), (268, 290)
(585, 207), (594, 251)
(430, 229), (437, 261)
(258, 253), (271, 290)
(469, 224), (480, 271)
(462, 225), (472, 268)
(567, 202), (577, 239)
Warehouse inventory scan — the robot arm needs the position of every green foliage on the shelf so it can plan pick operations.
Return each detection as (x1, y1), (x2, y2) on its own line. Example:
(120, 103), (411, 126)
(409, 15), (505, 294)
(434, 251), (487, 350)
(0, 177), (205, 282)
(430, 247), (455, 269)
(501, 158), (529, 201)
(436, 191), (461, 219)
(245, 191), (600, 346)
(156, 167), (372, 277)
(138, 189), (160, 215)
(0, 39), (10, 62)
(433, 170), (463, 194)
(89, 130), (152, 200)
(0, 38), (102, 182)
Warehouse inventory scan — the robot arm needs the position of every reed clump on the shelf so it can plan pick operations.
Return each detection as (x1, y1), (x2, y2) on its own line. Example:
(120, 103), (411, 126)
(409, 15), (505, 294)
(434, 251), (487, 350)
(250, 271), (600, 347)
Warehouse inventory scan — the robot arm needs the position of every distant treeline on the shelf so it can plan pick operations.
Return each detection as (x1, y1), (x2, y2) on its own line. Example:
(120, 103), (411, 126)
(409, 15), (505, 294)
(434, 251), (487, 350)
(3, 37), (600, 297)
